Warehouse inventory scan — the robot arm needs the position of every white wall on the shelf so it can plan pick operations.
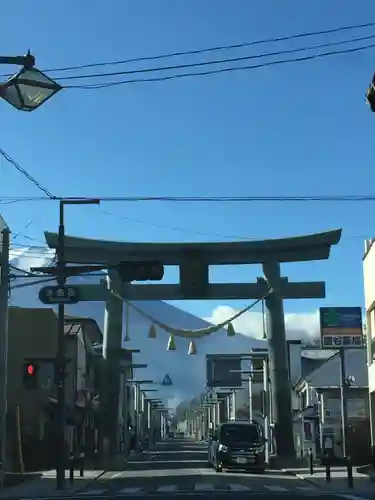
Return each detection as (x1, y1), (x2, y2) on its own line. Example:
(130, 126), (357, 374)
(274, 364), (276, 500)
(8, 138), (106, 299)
(363, 242), (375, 392)
(76, 331), (87, 391)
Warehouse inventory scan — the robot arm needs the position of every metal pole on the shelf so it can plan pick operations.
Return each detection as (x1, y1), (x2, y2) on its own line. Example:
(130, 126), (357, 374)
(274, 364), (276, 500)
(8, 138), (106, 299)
(123, 371), (128, 455)
(0, 225), (9, 489)
(0, 54), (35, 67)
(136, 383), (141, 446)
(147, 400), (151, 436)
(340, 347), (348, 458)
(56, 201), (66, 489)
(263, 358), (270, 465)
(308, 447), (314, 474)
(249, 373), (253, 421)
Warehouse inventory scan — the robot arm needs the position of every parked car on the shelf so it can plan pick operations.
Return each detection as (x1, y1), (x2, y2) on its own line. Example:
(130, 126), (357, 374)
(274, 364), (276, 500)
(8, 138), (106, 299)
(209, 421), (265, 473)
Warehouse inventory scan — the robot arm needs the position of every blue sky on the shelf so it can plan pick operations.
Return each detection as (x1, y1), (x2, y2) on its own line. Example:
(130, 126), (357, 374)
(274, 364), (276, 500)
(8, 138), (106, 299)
(1, 0), (374, 320)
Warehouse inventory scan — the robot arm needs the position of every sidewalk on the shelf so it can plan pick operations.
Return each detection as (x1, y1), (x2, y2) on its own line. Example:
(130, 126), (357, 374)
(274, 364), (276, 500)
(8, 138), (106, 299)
(0, 469), (108, 498)
(284, 466), (375, 494)
(0, 450), (148, 498)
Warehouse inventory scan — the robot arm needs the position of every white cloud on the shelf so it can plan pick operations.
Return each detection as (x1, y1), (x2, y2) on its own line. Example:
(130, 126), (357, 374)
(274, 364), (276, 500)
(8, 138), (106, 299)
(204, 306), (320, 341)
(10, 246), (54, 273)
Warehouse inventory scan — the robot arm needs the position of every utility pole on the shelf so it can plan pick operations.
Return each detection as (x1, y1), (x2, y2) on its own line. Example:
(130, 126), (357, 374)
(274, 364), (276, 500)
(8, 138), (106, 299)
(54, 199), (100, 489)
(0, 220), (9, 489)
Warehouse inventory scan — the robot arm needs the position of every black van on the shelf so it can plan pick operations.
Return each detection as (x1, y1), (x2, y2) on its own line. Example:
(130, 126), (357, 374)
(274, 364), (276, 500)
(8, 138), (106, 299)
(210, 421), (265, 473)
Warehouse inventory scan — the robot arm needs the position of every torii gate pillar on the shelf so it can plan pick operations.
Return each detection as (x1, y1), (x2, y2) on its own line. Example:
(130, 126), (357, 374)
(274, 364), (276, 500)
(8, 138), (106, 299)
(263, 260), (295, 458)
(102, 277), (123, 461)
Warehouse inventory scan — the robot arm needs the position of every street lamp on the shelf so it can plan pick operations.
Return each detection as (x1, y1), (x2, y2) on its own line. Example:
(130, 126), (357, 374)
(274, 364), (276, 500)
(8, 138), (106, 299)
(0, 52), (62, 111)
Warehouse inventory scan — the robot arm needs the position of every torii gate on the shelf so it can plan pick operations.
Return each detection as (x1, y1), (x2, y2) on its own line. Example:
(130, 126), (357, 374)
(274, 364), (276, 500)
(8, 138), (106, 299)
(43, 228), (342, 462)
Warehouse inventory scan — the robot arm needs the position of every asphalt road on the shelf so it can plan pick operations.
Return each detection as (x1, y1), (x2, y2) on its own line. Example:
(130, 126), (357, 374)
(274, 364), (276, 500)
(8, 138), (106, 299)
(64, 439), (370, 498)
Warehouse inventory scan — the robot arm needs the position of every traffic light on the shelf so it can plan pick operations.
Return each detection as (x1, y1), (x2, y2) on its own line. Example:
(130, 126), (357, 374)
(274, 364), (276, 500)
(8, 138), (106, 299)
(117, 261), (164, 282)
(366, 73), (375, 112)
(22, 361), (39, 389)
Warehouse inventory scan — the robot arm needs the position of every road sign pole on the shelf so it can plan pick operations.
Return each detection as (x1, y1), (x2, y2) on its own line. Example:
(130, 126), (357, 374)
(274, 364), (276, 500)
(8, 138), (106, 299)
(340, 347), (349, 459)
(56, 201), (67, 490)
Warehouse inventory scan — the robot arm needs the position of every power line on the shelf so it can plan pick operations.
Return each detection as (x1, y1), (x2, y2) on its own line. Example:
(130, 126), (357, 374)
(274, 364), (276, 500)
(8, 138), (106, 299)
(3, 194), (375, 203)
(9, 264), (41, 277)
(4, 20), (374, 76)
(98, 208), (371, 242)
(56, 34), (375, 83)
(99, 208), (257, 240)
(53, 195), (375, 202)
(0, 148), (55, 199)
(66, 42), (375, 89)
(10, 277), (56, 290)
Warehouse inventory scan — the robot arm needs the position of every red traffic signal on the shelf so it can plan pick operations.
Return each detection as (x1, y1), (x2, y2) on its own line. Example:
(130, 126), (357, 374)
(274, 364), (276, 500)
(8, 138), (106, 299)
(27, 364), (36, 376)
(22, 361), (39, 389)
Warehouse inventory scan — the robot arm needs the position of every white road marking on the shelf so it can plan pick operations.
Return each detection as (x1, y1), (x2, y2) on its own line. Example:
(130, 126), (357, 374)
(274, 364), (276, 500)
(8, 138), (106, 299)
(78, 489), (108, 496)
(110, 471), (126, 479)
(297, 485), (318, 491)
(228, 483), (251, 491)
(339, 496), (367, 500)
(156, 484), (179, 492)
(117, 487), (143, 494)
(194, 483), (215, 491)
(265, 485), (288, 492)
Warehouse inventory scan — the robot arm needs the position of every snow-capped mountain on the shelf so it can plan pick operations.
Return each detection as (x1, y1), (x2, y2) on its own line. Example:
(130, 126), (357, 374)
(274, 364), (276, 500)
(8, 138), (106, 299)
(9, 247), (266, 407)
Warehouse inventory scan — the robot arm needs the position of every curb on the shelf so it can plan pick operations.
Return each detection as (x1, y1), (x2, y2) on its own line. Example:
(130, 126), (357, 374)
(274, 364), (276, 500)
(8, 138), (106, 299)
(78, 453), (138, 492)
(294, 472), (372, 495)
(73, 470), (108, 493)
(295, 473), (327, 491)
(280, 468), (296, 476)
(281, 468), (328, 491)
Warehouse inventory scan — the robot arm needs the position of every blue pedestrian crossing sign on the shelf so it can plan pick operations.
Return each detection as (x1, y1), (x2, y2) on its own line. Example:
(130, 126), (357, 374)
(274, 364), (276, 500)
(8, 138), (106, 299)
(162, 374), (173, 386)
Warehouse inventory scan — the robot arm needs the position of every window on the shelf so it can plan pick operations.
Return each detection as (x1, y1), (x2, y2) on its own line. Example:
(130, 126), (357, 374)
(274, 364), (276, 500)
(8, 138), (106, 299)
(368, 310), (375, 364)
(252, 359), (263, 383)
(303, 422), (313, 441)
(220, 424), (260, 444)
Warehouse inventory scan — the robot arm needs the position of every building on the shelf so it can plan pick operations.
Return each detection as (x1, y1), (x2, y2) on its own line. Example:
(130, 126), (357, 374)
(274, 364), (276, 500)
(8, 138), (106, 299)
(62, 316), (103, 461)
(291, 347), (369, 464)
(6, 308), (104, 471)
(7, 307), (58, 471)
(363, 238), (375, 459)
